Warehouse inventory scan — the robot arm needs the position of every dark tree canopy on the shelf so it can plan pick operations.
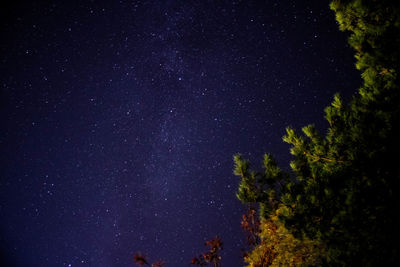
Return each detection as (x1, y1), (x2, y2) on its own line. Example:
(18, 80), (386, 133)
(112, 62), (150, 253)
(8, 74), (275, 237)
(235, 0), (400, 265)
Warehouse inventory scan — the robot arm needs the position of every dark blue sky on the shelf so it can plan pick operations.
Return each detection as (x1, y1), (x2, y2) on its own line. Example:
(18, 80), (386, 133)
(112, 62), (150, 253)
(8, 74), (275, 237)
(0, 1), (359, 266)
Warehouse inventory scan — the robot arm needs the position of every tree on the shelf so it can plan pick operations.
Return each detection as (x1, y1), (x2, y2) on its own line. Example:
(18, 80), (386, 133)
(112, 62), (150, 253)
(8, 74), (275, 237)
(244, 217), (325, 267)
(241, 207), (261, 247)
(235, 0), (400, 265)
(240, 206), (324, 267)
(133, 253), (164, 267)
(191, 237), (223, 267)
(133, 237), (223, 267)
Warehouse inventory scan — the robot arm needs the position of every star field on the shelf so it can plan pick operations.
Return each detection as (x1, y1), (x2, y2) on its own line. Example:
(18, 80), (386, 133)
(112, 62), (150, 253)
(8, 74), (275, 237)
(1, 1), (359, 266)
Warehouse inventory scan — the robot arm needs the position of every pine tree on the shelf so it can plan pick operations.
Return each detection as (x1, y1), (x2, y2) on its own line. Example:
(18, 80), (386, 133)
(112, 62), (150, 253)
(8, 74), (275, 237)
(235, 0), (400, 265)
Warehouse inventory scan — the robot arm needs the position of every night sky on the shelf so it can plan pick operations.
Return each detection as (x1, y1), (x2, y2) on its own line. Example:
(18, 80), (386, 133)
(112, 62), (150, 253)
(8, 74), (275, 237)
(1, 1), (360, 266)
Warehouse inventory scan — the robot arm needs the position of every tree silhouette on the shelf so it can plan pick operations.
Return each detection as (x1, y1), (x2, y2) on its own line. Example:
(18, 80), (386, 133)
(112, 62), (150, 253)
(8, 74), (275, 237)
(133, 252), (164, 267)
(133, 237), (222, 267)
(191, 237), (223, 267)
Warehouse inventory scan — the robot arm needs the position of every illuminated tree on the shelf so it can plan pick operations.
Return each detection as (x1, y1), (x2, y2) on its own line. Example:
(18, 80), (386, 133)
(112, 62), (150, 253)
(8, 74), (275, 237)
(242, 207), (325, 267)
(235, 0), (400, 265)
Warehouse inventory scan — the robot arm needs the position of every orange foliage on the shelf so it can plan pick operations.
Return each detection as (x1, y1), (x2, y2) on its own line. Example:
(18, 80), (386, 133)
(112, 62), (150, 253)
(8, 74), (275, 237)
(133, 253), (149, 266)
(241, 207), (261, 246)
(191, 236), (223, 267)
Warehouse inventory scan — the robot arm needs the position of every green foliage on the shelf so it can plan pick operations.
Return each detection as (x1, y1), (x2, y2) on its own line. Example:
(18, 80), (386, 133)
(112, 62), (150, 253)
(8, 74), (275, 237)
(235, 0), (400, 265)
(234, 154), (288, 218)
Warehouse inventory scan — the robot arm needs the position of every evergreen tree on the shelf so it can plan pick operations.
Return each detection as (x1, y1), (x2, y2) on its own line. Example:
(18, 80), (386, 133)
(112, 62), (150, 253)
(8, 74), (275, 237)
(235, 0), (400, 265)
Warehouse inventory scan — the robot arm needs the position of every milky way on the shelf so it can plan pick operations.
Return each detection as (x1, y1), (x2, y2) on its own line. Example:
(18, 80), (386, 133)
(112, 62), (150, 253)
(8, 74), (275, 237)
(1, 1), (360, 266)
